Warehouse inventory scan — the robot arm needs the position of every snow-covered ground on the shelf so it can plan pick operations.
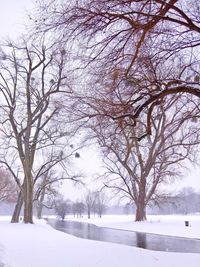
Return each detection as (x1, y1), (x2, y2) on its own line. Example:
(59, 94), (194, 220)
(0, 215), (200, 267)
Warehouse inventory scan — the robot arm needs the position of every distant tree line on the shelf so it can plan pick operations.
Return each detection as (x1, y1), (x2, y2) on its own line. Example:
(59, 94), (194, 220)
(54, 186), (200, 219)
(54, 190), (107, 220)
(151, 187), (200, 215)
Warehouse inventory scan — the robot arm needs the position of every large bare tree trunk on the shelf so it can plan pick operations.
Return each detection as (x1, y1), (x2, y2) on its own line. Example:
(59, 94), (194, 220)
(23, 176), (33, 224)
(135, 201), (146, 221)
(135, 181), (147, 221)
(11, 191), (23, 223)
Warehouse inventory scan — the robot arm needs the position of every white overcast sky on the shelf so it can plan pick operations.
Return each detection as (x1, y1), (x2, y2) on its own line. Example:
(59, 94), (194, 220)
(0, 0), (34, 39)
(0, 1), (199, 199)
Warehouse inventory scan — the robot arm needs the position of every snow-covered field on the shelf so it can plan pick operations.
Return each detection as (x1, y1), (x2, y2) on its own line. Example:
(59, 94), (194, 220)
(0, 214), (200, 267)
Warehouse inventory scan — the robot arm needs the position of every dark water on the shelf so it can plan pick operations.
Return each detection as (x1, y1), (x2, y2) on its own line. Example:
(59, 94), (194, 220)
(48, 219), (200, 253)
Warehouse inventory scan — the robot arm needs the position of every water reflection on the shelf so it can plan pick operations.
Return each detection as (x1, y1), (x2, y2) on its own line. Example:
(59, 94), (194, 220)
(136, 232), (147, 248)
(48, 219), (200, 253)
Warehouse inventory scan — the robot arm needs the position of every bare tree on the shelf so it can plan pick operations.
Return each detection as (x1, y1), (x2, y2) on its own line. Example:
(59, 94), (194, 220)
(72, 201), (85, 218)
(34, 170), (59, 219)
(55, 196), (72, 220)
(33, 148), (82, 220)
(35, 0), (200, 137)
(31, 1), (200, 222)
(92, 95), (200, 221)
(84, 190), (96, 219)
(93, 191), (107, 218)
(84, 190), (107, 218)
(0, 38), (73, 223)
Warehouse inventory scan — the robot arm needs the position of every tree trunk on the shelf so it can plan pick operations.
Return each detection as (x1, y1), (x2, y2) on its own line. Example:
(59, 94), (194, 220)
(135, 182), (147, 221)
(37, 202), (43, 219)
(36, 186), (46, 219)
(135, 201), (146, 221)
(23, 176), (33, 224)
(87, 206), (91, 219)
(11, 191), (23, 223)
